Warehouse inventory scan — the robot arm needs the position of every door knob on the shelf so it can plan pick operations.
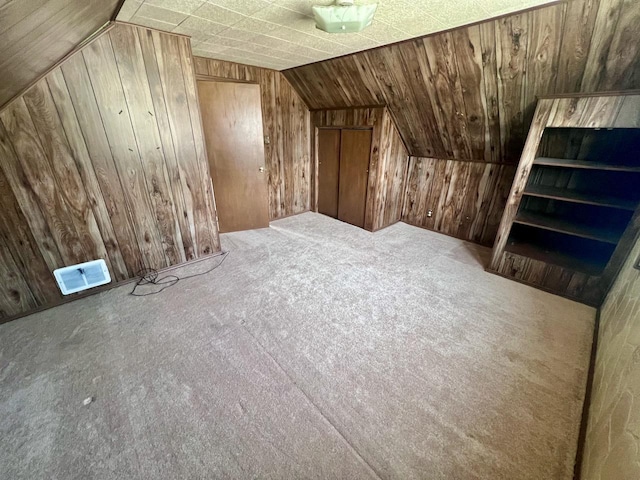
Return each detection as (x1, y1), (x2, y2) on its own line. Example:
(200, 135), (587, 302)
(259, 166), (265, 173)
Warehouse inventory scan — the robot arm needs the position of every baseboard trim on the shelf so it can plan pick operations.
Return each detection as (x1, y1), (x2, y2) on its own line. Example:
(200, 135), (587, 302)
(0, 251), (226, 326)
(573, 308), (601, 480)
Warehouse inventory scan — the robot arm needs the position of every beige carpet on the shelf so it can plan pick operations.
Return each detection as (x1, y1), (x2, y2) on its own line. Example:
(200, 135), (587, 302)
(0, 213), (595, 479)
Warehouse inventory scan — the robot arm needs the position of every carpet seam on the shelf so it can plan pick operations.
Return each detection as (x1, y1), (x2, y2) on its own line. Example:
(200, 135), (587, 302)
(240, 324), (385, 480)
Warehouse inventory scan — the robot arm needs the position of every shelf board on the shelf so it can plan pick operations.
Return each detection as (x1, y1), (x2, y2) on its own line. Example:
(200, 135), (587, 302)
(534, 157), (640, 173)
(523, 185), (638, 211)
(513, 211), (622, 244)
(504, 241), (606, 276)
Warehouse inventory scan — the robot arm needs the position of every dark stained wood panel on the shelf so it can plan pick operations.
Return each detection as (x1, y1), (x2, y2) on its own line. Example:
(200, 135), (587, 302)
(0, 0), (121, 109)
(0, 23), (220, 322)
(283, 0), (640, 162)
(370, 111), (409, 231)
(338, 129), (372, 229)
(317, 129), (341, 219)
(489, 93), (640, 306)
(193, 56), (311, 220)
(311, 107), (408, 232)
(402, 158), (517, 246)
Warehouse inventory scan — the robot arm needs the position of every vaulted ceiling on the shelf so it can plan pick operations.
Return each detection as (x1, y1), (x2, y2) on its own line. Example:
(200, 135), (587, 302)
(0, 0), (121, 109)
(117, 0), (558, 70)
(284, 0), (640, 161)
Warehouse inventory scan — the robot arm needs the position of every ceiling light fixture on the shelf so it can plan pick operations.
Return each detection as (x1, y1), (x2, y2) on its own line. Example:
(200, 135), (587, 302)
(312, 0), (378, 34)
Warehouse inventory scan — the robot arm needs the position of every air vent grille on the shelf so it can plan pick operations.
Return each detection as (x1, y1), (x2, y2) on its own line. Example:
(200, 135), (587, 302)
(54, 259), (111, 295)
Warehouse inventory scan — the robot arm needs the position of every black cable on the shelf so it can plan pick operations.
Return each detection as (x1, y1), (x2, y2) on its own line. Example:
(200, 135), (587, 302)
(130, 251), (229, 297)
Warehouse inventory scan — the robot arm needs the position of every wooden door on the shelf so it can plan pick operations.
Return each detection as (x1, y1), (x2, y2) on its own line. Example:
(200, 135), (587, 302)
(197, 81), (269, 233)
(338, 129), (372, 228)
(317, 128), (341, 218)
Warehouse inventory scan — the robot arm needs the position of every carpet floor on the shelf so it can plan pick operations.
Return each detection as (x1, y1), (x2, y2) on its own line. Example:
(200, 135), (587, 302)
(0, 213), (595, 479)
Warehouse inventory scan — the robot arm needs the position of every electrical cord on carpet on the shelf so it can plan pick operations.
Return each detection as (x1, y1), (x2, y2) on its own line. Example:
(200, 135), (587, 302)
(130, 251), (229, 297)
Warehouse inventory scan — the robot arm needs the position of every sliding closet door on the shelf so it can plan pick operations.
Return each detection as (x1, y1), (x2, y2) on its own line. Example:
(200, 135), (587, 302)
(317, 128), (341, 218)
(338, 129), (372, 228)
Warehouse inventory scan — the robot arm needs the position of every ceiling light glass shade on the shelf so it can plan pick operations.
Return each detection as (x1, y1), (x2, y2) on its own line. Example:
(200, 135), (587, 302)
(312, 4), (378, 33)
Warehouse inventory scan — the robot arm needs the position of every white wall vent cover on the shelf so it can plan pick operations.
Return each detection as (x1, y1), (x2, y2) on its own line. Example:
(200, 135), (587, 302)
(54, 259), (111, 295)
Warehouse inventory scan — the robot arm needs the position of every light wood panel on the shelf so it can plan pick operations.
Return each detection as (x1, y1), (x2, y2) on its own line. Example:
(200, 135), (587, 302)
(194, 57), (311, 220)
(0, 23), (220, 322)
(0, 0), (121, 109)
(198, 81), (270, 233)
(402, 158), (517, 246)
(284, 0), (640, 162)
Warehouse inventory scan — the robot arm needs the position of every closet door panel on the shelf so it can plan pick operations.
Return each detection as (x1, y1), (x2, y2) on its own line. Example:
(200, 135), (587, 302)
(338, 129), (372, 228)
(317, 128), (341, 218)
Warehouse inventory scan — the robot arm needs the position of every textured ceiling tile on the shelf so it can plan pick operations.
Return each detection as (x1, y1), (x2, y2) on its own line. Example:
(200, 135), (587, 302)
(421, 0), (493, 27)
(145, 0), (206, 14)
(171, 24), (218, 42)
(233, 17), (281, 34)
(202, 36), (248, 48)
(216, 27), (261, 41)
(206, 0), (273, 15)
(136, 3), (189, 24)
(193, 2), (247, 25)
(130, 15), (179, 32)
(358, 20), (410, 42)
(178, 15), (230, 34)
(117, 0), (143, 21)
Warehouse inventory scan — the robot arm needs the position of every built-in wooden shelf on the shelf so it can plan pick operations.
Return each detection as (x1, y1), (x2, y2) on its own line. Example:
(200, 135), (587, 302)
(505, 241), (606, 276)
(513, 211), (622, 244)
(533, 157), (640, 173)
(523, 185), (638, 211)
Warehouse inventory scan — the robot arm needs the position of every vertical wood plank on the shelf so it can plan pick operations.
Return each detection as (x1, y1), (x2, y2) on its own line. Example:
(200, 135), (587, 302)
(154, 33), (217, 257)
(179, 36), (221, 254)
(0, 98), (87, 265)
(60, 54), (143, 275)
(137, 27), (196, 261)
(110, 25), (185, 266)
(46, 68), (129, 281)
(0, 140), (61, 304)
(0, 234), (36, 319)
(22, 79), (113, 271)
(83, 33), (167, 270)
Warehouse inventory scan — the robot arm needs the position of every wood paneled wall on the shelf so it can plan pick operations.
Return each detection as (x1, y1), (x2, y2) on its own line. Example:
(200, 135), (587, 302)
(0, 0), (121, 109)
(311, 107), (409, 231)
(284, 0), (640, 163)
(489, 93), (640, 305)
(581, 235), (640, 479)
(193, 57), (311, 220)
(0, 23), (219, 321)
(402, 159), (516, 246)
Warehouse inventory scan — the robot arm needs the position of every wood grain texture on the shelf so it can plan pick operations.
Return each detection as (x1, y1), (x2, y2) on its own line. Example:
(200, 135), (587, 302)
(194, 57), (311, 220)
(283, 0), (640, 162)
(311, 107), (408, 232)
(0, 0), (121, 110)
(198, 81), (270, 233)
(402, 158), (516, 246)
(317, 129), (341, 219)
(0, 23), (220, 321)
(338, 129), (372, 229)
(371, 110), (409, 231)
(489, 93), (640, 306)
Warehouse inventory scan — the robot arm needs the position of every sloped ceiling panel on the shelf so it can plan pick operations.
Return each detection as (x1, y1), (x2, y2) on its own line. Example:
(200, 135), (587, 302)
(0, 0), (122, 109)
(283, 0), (640, 162)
